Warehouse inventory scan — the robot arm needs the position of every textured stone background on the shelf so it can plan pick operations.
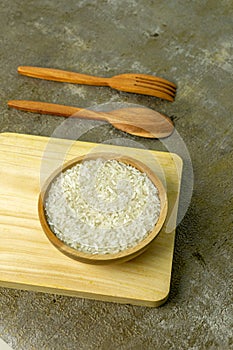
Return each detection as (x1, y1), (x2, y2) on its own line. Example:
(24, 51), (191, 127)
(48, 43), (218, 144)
(0, 1), (232, 349)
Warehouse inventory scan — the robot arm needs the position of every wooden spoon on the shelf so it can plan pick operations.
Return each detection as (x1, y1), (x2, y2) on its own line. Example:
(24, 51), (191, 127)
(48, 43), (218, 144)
(8, 100), (174, 139)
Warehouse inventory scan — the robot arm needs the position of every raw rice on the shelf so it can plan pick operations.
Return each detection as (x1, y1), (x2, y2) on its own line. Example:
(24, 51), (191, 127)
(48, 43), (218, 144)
(45, 158), (161, 254)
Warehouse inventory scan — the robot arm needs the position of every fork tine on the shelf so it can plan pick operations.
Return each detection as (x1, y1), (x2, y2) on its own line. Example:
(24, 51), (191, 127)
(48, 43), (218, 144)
(136, 77), (176, 93)
(135, 81), (176, 98)
(133, 88), (175, 101)
(136, 78), (176, 93)
(135, 74), (177, 90)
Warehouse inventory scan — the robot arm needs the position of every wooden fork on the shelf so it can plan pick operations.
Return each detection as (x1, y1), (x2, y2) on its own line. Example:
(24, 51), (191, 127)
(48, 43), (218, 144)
(18, 66), (177, 102)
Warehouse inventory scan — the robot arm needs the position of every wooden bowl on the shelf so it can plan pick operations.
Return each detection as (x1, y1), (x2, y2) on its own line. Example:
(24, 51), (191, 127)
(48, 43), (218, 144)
(38, 153), (168, 264)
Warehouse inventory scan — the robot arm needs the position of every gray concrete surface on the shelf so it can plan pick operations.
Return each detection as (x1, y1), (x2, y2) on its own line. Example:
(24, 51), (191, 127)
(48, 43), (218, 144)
(0, 0), (232, 349)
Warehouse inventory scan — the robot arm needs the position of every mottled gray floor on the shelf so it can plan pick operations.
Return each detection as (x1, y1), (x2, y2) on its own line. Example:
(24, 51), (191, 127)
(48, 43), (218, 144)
(0, 1), (232, 349)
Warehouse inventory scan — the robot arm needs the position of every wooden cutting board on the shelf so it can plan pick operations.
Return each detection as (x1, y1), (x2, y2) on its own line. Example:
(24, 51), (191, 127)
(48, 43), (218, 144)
(0, 133), (182, 307)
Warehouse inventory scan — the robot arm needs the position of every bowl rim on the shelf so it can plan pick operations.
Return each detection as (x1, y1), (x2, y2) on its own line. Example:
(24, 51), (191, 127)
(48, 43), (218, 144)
(38, 152), (168, 264)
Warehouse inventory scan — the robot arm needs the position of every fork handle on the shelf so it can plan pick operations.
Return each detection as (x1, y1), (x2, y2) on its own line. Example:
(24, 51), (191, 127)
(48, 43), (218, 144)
(18, 66), (109, 86)
(7, 100), (107, 121)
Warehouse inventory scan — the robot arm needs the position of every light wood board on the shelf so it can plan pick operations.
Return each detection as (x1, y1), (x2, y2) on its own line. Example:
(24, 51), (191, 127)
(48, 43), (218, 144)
(0, 133), (182, 307)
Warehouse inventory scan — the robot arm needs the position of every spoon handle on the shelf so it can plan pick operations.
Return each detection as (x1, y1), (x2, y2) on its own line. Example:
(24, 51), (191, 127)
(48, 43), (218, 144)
(7, 100), (106, 121)
(18, 66), (109, 86)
